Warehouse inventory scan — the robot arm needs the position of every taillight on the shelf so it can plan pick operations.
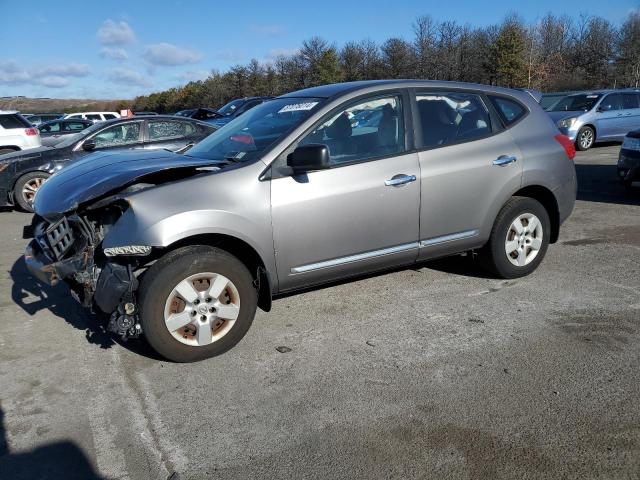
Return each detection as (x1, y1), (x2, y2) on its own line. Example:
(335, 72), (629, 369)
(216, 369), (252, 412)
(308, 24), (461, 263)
(25, 128), (38, 136)
(554, 134), (575, 160)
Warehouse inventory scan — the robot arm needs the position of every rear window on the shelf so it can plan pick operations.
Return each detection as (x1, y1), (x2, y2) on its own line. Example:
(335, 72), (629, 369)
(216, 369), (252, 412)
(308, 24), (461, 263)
(0, 114), (32, 129)
(489, 96), (527, 126)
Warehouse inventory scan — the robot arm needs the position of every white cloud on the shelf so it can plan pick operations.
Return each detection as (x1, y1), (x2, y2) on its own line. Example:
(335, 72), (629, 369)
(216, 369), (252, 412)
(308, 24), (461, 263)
(100, 47), (129, 62)
(35, 63), (90, 77)
(265, 48), (299, 60)
(144, 43), (202, 66)
(0, 60), (88, 88)
(174, 69), (211, 82)
(250, 24), (286, 37)
(38, 76), (70, 88)
(107, 67), (152, 87)
(98, 19), (136, 45)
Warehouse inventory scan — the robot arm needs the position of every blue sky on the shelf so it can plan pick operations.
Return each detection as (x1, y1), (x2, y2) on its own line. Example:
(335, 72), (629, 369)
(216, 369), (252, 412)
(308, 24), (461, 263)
(0, 0), (636, 99)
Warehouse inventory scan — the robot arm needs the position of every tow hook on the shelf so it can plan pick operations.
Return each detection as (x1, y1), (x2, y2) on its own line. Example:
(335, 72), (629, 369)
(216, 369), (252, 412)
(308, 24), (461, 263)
(108, 301), (142, 340)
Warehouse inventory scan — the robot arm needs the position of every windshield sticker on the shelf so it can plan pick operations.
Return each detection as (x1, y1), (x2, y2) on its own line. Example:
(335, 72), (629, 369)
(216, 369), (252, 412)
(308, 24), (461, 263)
(278, 102), (318, 113)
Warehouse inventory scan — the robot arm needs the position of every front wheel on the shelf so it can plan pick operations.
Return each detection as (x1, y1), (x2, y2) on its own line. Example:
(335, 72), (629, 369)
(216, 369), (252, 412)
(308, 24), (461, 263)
(14, 171), (50, 212)
(480, 197), (550, 279)
(138, 246), (258, 362)
(576, 126), (595, 151)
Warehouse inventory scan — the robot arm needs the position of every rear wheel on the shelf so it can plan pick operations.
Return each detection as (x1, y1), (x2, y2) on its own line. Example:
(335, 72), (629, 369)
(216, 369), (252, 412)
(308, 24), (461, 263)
(576, 126), (595, 151)
(138, 245), (258, 362)
(481, 197), (550, 279)
(14, 171), (50, 212)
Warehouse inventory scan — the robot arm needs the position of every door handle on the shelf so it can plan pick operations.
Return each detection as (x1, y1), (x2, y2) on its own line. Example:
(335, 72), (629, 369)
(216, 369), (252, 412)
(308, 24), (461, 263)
(493, 155), (517, 166)
(385, 174), (416, 187)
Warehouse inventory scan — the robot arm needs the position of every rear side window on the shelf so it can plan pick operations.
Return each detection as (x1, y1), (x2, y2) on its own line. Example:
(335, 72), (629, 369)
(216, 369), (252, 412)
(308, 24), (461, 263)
(489, 96), (527, 126)
(416, 92), (492, 148)
(148, 120), (194, 141)
(0, 114), (32, 129)
(103, 114), (117, 120)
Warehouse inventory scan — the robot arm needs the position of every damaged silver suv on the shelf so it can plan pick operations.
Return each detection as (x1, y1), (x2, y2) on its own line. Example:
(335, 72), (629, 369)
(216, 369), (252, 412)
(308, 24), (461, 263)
(25, 80), (577, 362)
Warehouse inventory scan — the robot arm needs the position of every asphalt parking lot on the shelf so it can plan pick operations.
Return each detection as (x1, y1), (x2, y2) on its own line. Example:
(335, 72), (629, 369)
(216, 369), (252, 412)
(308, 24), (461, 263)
(0, 144), (639, 480)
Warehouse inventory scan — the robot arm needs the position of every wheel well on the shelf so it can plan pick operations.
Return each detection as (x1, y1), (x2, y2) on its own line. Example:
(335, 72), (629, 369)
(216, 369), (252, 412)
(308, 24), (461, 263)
(161, 233), (272, 311)
(513, 186), (560, 243)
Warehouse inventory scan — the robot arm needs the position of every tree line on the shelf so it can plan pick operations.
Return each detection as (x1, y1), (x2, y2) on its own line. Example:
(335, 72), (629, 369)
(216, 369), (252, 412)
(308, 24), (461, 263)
(131, 11), (640, 113)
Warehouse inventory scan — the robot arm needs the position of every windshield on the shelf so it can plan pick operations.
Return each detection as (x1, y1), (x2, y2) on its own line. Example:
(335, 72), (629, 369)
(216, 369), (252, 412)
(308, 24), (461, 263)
(549, 94), (602, 112)
(54, 121), (106, 148)
(217, 99), (246, 117)
(186, 97), (323, 162)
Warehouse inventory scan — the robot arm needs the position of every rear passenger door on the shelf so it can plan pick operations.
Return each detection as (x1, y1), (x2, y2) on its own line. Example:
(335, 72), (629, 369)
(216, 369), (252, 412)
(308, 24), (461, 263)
(413, 91), (523, 260)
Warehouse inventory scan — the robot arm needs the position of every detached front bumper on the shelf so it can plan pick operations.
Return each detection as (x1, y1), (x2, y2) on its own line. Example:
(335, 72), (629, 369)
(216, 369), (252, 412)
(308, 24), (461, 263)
(24, 239), (90, 287)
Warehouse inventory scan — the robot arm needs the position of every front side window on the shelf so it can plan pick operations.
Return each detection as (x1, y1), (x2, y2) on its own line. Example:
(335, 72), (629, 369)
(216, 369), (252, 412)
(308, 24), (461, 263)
(92, 122), (141, 148)
(298, 95), (404, 165)
(600, 94), (624, 111)
(186, 97), (323, 163)
(39, 122), (61, 133)
(148, 121), (194, 141)
(417, 92), (492, 148)
(217, 99), (245, 117)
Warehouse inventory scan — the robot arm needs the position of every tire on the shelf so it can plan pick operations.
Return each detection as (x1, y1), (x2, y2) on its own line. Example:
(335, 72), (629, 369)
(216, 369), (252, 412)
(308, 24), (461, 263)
(14, 171), (50, 212)
(138, 245), (258, 362)
(575, 126), (595, 151)
(480, 196), (550, 279)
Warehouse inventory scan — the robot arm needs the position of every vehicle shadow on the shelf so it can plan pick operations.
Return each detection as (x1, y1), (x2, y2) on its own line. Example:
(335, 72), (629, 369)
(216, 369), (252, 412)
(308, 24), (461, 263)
(0, 407), (106, 480)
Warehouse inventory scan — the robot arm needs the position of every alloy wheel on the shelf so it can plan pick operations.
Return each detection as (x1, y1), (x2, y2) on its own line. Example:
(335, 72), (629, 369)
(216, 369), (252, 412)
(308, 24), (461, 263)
(163, 272), (241, 346)
(505, 213), (544, 267)
(21, 176), (47, 205)
(579, 129), (594, 149)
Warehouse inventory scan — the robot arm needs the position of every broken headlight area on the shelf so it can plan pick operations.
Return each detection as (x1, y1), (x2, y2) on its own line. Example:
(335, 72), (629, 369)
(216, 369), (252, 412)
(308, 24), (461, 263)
(25, 203), (147, 340)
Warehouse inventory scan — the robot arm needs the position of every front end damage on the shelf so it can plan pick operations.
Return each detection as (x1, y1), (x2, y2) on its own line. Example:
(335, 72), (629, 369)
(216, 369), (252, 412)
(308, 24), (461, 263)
(25, 205), (145, 339)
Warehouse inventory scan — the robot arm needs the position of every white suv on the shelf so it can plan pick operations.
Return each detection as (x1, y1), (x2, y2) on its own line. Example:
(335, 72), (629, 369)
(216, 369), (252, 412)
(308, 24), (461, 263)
(0, 111), (41, 155)
(63, 112), (121, 123)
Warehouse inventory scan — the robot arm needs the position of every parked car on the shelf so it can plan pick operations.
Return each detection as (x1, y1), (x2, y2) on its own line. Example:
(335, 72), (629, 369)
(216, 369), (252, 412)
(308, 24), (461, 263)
(618, 129), (640, 191)
(1, 115), (216, 211)
(547, 89), (640, 150)
(0, 111), (41, 155)
(174, 108), (218, 121)
(133, 111), (158, 116)
(38, 119), (93, 147)
(23, 113), (64, 126)
(25, 80), (577, 362)
(64, 112), (121, 122)
(205, 97), (272, 128)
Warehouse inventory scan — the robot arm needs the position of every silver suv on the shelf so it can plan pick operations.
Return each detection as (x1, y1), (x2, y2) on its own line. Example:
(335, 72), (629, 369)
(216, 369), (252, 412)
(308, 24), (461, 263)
(25, 80), (577, 362)
(547, 89), (640, 150)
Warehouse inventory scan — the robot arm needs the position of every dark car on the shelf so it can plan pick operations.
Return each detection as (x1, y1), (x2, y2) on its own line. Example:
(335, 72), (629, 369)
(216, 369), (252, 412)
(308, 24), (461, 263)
(38, 119), (93, 147)
(23, 113), (64, 126)
(0, 115), (216, 212)
(205, 97), (272, 128)
(174, 108), (219, 121)
(618, 129), (640, 191)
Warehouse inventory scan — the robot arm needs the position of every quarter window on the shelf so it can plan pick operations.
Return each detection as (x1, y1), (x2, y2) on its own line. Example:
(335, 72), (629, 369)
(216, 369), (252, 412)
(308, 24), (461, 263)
(417, 92), (492, 148)
(92, 123), (141, 148)
(489, 96), (527, 125)
(148, 120), (194, 141)
(299, 95), (404, 165)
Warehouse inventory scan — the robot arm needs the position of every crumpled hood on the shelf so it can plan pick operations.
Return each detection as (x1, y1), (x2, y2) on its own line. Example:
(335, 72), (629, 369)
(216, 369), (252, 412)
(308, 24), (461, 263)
(546, 111), (582, 124)
(34, 149), (222, 219)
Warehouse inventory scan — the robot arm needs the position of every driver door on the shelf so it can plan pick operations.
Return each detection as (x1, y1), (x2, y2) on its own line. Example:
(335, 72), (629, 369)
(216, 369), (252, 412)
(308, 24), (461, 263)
(270, 92), (420, 292)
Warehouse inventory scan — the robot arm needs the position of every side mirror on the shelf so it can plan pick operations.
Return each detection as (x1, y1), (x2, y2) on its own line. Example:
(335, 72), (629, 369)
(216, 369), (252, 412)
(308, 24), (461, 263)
(82, 139), (96, 151)
(287, 144), (330, 173)
(597, 104), (611, 113)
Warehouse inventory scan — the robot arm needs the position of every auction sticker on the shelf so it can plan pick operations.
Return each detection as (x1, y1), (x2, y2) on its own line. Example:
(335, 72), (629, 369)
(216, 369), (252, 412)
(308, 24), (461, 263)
(278, 102), (318, 113)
